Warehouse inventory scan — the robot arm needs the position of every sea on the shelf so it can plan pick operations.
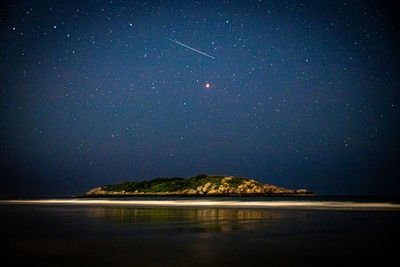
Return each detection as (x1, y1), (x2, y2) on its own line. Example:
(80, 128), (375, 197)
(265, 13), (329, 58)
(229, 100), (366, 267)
(1, 196), (399, 266)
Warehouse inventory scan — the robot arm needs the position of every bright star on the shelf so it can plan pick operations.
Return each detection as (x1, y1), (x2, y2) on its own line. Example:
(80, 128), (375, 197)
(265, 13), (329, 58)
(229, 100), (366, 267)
(205, 83), (210, 88)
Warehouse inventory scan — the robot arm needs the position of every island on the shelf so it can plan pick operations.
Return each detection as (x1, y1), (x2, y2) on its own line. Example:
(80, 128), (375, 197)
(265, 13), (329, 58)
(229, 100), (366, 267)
(84, 174), (314, 197)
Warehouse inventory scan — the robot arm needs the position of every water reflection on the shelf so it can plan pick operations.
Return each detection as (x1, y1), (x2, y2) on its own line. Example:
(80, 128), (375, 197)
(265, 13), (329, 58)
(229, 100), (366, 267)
(86, 207), (286, 232)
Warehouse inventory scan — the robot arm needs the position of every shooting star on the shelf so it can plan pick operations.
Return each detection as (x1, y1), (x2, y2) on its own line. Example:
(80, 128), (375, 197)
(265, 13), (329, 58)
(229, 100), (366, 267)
(167, 38), (215, 59)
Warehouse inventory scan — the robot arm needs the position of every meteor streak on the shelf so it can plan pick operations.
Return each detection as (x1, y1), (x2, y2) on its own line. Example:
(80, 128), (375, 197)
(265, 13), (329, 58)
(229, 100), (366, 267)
(167, 38), (215, 59)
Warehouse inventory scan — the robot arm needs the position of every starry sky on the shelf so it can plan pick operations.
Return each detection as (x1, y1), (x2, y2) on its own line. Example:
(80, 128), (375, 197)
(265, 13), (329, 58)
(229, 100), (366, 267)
(1, 0), (399, 197)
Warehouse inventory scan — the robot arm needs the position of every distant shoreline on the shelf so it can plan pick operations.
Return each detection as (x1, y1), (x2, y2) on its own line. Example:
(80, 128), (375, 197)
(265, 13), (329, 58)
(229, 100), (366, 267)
(2, 199), (400, 210)
(81, 193), (315, 198)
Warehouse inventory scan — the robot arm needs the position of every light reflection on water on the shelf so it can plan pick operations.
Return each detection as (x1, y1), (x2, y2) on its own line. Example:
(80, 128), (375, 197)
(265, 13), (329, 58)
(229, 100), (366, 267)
(1, 202), (399, 266)
(85, 206), (287, 232)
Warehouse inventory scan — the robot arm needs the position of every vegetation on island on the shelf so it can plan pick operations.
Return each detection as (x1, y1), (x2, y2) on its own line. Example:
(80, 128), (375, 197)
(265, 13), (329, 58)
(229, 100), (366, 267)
(102, 175), (246, 193)
(85, 174), (314, 197)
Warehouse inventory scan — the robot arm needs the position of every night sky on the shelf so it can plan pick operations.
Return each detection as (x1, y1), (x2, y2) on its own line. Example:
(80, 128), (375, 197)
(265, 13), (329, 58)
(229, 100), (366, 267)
(1, 0), (399, 197)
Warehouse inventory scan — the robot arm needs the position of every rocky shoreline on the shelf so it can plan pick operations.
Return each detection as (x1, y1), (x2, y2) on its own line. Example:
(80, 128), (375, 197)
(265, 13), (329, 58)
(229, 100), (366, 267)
(84, 175), (314, 198)
(82, 192), (315, 198)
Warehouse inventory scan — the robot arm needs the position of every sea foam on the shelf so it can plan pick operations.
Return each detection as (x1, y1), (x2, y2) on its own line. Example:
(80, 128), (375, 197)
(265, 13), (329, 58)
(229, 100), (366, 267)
(2, 199), (400, 210)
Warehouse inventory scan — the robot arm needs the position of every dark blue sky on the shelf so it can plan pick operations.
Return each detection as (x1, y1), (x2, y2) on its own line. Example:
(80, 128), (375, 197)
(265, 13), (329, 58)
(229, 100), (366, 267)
(1, 0), (399, 197)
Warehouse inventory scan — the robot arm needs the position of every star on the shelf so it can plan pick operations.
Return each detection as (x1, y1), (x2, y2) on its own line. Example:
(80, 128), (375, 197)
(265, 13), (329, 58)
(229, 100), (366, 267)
(205, 83), (210, 88)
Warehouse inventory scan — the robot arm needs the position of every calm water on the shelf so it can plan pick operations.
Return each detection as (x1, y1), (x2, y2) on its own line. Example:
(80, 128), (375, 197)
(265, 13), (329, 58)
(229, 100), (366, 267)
(1, 197), (400, 266)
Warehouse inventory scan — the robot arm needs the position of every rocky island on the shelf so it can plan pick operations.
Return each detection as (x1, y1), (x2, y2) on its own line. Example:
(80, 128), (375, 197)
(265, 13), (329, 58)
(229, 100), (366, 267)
(85, 174), (314, 197)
